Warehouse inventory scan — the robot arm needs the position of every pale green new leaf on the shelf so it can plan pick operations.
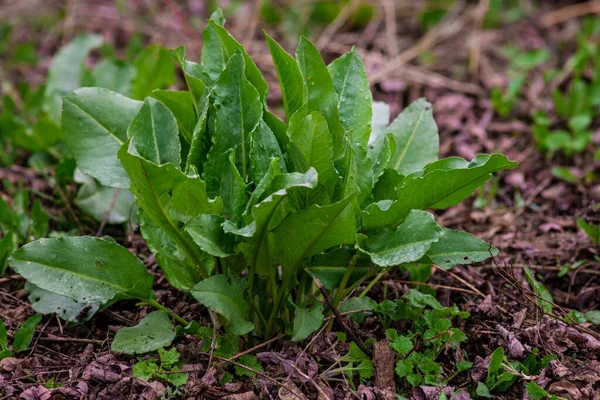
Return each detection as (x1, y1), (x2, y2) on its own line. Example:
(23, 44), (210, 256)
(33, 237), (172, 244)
(9, 236), (154, 304)
(265, 33), (306, 120)
(44, 34), (103, 123)
(75, 171), (136, 224)
(328, 47), (372, 149)
(387, 98), (438, 175)
(191, 276), (253, 335)
(362, 154), (517, 231)
(357, 210), (443, 267)
(127, 97), (181, 167)
(291, 302), (324, 342)
(296, 36), (345, 158)
(112, 311), (176, 354)
(421, 229), (498, 269)
(63, 88), (142, 188)
(368, 101), (393, 180)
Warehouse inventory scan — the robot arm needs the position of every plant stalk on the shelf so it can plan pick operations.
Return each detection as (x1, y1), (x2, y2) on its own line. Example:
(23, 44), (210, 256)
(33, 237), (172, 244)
(145, 298), (189, 326)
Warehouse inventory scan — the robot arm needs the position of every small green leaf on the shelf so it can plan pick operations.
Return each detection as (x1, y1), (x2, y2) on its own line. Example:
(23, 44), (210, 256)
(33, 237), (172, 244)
(0, 319), (7, 346)
(9, 236), (154, 304)
(526, 382), (549, 400)
(488, 347), (505, 376)
(150, 90), (197, 143)
(127, 98), (181, 167)
(265, 33), (307, 120)
(112, 311), (176, 354)
(296, 36), (345, 158)
(387, 99), (438, 175)
(476, 382), (492, 398)
(186, 214), (234, 257)
(328, 47), (372, 149)
(523, 267), (554, 314)
(63, 88), (143, 188)
(577, 217), (600, 244)
(357, 210), (443, 267)
(291, 301), (324, 341)
(13, 314), (42, 352)
(234, 354), (263, 377)
(421, 228), (498, 268)
(191, 276), (254, 335)
(133, 359), (159, 381)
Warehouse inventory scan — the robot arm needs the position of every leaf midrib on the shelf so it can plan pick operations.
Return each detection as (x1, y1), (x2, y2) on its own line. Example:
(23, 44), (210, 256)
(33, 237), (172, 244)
(392, 105), (426, 171)
(64, 97), (124, 145)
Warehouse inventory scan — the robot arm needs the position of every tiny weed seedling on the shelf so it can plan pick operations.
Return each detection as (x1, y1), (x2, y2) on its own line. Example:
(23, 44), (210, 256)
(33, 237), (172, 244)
(133, 347), (189, 387)
(375, 289), (470, 389)
(475, 347), (557, 397)
(8, 10), (516, 352)
(0, 315), (42, 359)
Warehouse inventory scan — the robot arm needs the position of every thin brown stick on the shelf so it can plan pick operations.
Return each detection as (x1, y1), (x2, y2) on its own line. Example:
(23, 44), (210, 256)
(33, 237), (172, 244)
(381, 0), (398, 58)
(315, 0), (361, 50)
(433, 265), (486, 298)
(541, 1), (600, 27)
(313, 277), (371, 357)
(243, 0), (264, 49)
(369, 0), (467, 85)
(382, 280), (481, 296)
(469, 0), (489, 74)
(37, 336), (103, 345)
(228, 334), (285, 362)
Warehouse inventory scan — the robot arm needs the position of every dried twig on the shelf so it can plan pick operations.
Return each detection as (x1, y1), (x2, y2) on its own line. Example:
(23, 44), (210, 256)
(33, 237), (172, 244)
(315, 0), (361, 50)
(541, 1), (600, 27)
(381, 0), (398, 58)
(313, 277), (371, 357)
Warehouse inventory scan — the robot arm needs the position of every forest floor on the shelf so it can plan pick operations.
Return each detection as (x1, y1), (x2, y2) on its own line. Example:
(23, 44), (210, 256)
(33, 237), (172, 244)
(0, 1), (599, 399)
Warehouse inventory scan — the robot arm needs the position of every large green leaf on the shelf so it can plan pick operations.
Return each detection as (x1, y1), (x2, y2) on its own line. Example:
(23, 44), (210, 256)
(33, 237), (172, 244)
(63, 88), (143, 188)
(272, 195), (356, 273)
(357, 210), (443, 267)
(127, 97), (181, 167)
(44, 34), (103, 123)
(250, 119), (285, 184)
(291, 301), (324, 342)
(387, 98), (438, 175)
(296, 36), (345, 158)
(328, 47), (372, 149)
(362, 154), (517, 231)
(9, 236), (154, 304)
(207, 21), (269, 103)
(204, 52), (262, 185)
(287, 112), (339, 196)
(131, 45), (175, 100)
(191, 276), (254, 335)
(119, 142), (222, 278)
(265, 33), (306, 120)
(112, 311), (176, 354)
(150, 90), (197, 143)
(421, 229), (498, 269)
